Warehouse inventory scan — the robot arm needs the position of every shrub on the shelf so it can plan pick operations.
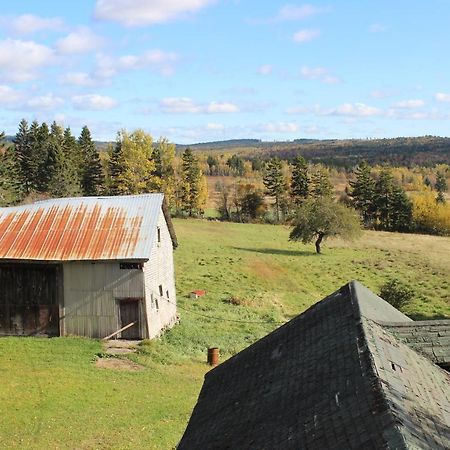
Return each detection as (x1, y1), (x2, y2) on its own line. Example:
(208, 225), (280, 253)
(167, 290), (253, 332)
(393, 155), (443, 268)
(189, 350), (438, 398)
(380, 279), (414, 310)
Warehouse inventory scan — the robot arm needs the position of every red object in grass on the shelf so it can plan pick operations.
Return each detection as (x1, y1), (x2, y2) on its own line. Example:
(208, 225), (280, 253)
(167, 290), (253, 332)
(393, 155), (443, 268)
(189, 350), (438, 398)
(190, 290), (206, 298)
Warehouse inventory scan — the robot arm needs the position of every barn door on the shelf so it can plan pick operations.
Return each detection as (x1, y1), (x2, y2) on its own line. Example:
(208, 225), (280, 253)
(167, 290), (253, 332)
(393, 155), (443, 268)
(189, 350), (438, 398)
(0, 264), (60, 336)
(119, 298), (141, 339)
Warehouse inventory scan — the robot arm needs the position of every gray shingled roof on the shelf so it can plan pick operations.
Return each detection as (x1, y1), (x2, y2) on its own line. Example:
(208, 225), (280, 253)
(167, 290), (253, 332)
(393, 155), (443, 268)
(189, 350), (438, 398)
(178, 281), (450, 450)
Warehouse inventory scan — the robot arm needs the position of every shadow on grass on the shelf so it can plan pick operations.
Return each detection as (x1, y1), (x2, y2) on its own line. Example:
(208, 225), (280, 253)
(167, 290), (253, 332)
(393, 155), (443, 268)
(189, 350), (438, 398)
(407, 312), (450, 321)
(232, 247), (317, 257)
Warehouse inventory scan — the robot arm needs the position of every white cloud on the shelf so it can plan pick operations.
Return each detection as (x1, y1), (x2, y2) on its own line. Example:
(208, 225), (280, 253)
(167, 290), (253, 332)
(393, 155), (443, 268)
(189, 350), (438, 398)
(10, 14), (65, 35)
(160, 97), (239, 114)
(258, 64), (273, 75)
(207, 102), (239, 113)
(94, 0), (214, 26)
(60, 72), (101, 87)
(0, 85), (24, 106)
(0, 39), (54, 82)
(435, 92), (450, 103)
(293, 29), (320, 43)
(95, 50), (178, 78)
(72, 94), (117, 110)
(326, 103), (382, 117)
(393, 99), (425, 109)
(26, 94), (64, 110)
(258, 122), (300, 133)
(300, 66), (341, 84)
(56, 27), (104, 54)
(277, 4), (328, 21)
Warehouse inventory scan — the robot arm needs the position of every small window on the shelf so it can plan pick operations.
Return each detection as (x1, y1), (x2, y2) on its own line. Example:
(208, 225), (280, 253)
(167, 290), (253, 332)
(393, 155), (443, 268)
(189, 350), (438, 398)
(166, 290), (169, 299)
(155, 298), (159, 311)
(159, 285), (163, 296)
(157, 227), (161, 243)
(120, 262), (143, 270)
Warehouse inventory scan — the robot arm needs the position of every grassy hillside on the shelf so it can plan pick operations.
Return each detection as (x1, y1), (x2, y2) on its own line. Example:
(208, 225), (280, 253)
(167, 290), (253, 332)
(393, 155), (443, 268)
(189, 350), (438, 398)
(0, 220), (449, 449)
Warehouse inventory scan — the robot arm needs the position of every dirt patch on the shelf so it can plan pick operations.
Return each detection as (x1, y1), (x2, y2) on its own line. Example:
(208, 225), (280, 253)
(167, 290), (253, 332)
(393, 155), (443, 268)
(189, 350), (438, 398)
(95, 357), (144, 371)
(246, 258), (284, 281)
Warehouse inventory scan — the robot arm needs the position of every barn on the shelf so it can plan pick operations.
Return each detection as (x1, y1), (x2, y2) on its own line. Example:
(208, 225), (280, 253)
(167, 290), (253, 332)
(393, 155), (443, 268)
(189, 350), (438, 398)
(0, 193), (178, 340)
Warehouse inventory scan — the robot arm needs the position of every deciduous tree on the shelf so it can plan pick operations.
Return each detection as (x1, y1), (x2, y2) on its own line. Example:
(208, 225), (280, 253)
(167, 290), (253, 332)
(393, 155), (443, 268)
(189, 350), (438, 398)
(289, 197), (361, 254)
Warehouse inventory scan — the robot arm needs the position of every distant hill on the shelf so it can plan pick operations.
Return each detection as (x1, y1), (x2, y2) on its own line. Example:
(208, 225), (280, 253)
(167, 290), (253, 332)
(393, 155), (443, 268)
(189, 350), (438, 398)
(175, 139), (262, 150)
(179, 136), (450, 167)
(4, 135), (450, 167)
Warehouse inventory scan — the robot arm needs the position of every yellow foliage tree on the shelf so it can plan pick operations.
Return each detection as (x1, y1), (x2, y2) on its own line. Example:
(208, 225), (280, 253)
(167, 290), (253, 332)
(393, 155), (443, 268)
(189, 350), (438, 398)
(411, 190), (450, 235)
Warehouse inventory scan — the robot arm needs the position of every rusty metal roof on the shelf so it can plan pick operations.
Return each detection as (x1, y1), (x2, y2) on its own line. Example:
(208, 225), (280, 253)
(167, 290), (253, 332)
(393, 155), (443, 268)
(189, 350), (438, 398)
(0, 194), (165, 261)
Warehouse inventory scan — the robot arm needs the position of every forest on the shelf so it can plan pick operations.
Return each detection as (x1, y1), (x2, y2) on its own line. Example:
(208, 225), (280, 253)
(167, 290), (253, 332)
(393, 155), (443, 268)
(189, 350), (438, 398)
(0, 119), (449, 236)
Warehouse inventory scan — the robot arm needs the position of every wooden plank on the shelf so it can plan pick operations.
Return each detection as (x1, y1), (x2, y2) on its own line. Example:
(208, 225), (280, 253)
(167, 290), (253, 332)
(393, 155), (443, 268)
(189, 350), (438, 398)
(102, 321), (137, 340)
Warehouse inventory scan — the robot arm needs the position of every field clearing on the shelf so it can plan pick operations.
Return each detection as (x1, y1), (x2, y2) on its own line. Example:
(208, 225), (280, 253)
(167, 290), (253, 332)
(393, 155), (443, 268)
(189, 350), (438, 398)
(0, 219), (449, 449)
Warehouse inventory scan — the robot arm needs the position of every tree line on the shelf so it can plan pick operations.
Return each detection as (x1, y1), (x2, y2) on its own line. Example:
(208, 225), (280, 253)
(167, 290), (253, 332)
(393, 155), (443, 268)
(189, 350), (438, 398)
(215, 156), (449, 236)
(0, 120), (207, 216)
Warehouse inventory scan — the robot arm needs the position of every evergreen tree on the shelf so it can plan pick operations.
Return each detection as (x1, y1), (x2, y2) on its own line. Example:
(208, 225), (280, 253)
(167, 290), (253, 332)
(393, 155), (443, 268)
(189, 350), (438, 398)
(152, 138), (176, 207)
(435, 171), (447, 204)
(263, 158), (285, 222)
(0, 132), (23, 205)
(349, 161), (376, 226)
(227, 154), (245, 176)
(27, 121), (42, 191)
(180, 148), (205, 216)
(390, 184), (413, 232)
(47, 122), (80, 197)
(13, 119), (31, 193)
(311, 166), (333, 199)
(35, 122), (50, 192)
(374, 168), (395, 230)
(290, 156), (309, 203)
(108, 137), (125, 195)
(79, 126), (104, 196)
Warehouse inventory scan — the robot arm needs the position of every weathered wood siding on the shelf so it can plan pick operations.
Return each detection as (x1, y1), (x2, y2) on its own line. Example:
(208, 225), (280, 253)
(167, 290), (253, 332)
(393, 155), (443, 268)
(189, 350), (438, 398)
(63, 261), (145, 338)
(143, 210), (177, 338)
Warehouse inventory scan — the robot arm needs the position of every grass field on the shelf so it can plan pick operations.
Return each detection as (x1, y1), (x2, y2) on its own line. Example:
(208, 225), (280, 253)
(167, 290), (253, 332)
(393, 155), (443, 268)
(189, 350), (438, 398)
(0, 219), (449, 449)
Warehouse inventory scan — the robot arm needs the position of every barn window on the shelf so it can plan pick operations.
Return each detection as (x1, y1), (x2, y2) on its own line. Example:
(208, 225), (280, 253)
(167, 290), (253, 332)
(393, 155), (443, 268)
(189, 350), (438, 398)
(157, 227), (161, 243)
(159, 285), (163, 296)
(155, 298), (159, 311)
(166, 290), (169, 299)
(120, 262), (143, 270)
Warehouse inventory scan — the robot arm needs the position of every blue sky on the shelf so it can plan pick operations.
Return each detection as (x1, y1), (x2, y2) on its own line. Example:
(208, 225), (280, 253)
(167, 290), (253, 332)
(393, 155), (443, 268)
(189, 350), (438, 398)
(1, 1), (450, 143)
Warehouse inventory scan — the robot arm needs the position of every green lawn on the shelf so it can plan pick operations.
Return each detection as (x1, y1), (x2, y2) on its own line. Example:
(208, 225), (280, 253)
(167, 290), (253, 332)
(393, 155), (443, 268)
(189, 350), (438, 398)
(1, 220), (449, 449)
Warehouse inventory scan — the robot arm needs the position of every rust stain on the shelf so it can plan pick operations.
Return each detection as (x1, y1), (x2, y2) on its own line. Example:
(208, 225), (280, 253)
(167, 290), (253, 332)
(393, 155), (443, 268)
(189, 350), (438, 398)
(0, 199), (152, 261)
(10, 208), (44, 258)
(0, 211), (31, 257)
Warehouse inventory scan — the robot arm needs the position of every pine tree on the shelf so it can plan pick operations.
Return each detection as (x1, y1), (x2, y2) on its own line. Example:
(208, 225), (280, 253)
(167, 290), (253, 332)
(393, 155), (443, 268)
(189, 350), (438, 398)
(13, 119), (31, 193)
(108, 136), (125, 195)
(35, 122), (50, 192)
(311, 166), (333, 199)
(47, 122), (80, 197)
(180, 148), (205, 216)
(263, 158), (285, 221)
(290, 156), (309, 203)
(435, 171), (447, 204)
(374, 168), (395, 230)
(390, 184), (413, 232)
(79, 126), (104, 196)
(152, 138), (176, 207)
(349, 161), (376, 226)
(0, 132), (23, 205)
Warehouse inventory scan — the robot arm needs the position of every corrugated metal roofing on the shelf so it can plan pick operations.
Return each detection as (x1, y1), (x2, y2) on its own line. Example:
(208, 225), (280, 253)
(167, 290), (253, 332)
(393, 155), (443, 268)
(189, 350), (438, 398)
(0, 194), (164, 261)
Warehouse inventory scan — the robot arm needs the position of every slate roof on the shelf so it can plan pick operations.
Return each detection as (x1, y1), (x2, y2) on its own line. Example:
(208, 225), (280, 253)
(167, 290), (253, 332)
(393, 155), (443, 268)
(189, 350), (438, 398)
(178, 281), (450, 450)
(0, 193), (177, 261)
